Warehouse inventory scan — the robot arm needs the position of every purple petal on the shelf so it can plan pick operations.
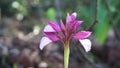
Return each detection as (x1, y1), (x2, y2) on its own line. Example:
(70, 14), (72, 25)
(66, 12), (77, 30)
(66, 13), (73, 31)
(66, 13), (72, 23)
(48, 22), (61, 32)
(66, 12), (77, 23)
(60, 19), (65, 31)
(71, 12), (77, 21)
(73, 31), (92, 40)
(44, 32), (60, 41)
(44, 25), (56, 32)
(40, 37), (52, 50)
(79, 39), (92, 52)
(73, 20), (83, 30)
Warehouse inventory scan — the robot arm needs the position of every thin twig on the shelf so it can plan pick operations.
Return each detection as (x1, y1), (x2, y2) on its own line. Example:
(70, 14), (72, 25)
(87, 0), (98, 31)
(54, 0), (61, 24)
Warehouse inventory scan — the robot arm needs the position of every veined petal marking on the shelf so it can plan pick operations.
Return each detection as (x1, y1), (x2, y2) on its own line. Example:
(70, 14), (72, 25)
(79, 39), (92, 52)
(44, 25), (55, 32)
(40, 37), (52, 50)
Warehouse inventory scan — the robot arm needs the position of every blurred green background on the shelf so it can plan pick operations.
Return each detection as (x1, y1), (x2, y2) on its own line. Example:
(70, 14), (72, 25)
(0, 0), (120, 68)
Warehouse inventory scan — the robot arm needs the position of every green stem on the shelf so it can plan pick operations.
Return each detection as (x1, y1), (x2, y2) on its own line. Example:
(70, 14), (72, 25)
(13, 63), (17, 68)
(64, 41), (70, 68)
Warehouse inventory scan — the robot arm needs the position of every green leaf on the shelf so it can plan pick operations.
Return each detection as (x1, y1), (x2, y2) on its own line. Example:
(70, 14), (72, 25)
(13, 63), (17, 68)
(95, 17), (110, 44)
(46, 7), (56, 20)
(94, 0), (110, 44)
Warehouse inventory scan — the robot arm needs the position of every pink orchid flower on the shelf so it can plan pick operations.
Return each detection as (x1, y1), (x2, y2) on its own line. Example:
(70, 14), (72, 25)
(40, 12), (92, 52)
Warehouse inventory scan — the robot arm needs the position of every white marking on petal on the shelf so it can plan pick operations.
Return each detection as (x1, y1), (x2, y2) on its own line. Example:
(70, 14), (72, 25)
(79, 39), (92, 52)
(40, 37), (52, 50)
(44, 25), (55, 32)
(72, 12), (77, 17)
